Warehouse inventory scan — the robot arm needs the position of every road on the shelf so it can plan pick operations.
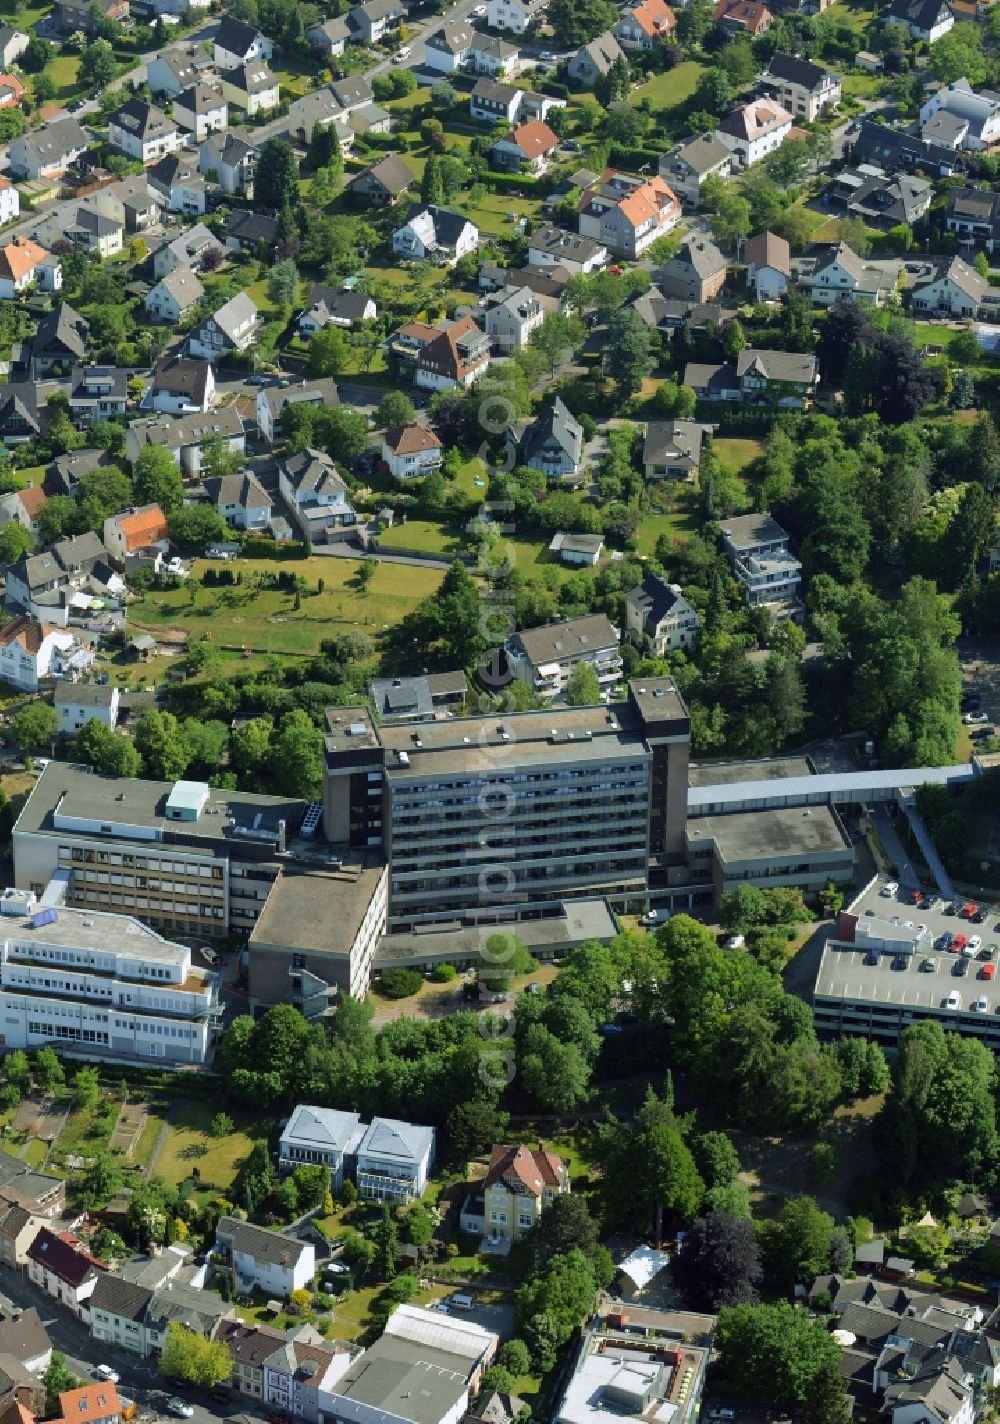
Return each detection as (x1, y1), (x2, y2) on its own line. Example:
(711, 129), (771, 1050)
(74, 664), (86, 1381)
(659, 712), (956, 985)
(0, 1267), (261, 1424)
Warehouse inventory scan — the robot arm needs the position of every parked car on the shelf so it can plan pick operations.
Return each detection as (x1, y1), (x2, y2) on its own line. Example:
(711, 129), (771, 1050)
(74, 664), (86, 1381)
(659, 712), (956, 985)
(946, 990), (962, 1008)
(962, 694), (982, 711)
(881, 881), (899, 897)
(973, 995), (990, 1012)
(980, 964), (995, 980)
(964, 711), (989, 724)
(919, 958), (935, 972)
(937, 932), (954, 951)
(969, 936), (983, 954)
(95, 1367), (119, 1384)
(952, 934), (967, 953)
(166, 1402), (193, 1420)
(392, 45), (411, 62)
(954, 958), (968, 976)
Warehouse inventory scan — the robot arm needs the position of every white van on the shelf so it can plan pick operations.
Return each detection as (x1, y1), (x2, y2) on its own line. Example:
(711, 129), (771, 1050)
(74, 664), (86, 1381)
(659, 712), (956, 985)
(392, 45), (411, 62)
(449, 1293), (474, 1310)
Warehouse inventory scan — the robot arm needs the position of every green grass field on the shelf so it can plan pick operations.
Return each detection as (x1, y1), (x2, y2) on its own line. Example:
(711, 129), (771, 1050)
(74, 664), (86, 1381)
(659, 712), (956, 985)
(377, 519), (459, 555)
(128, 556), (445, 659)
(629, 60), (705, 111)
(153, 1100), (259, 1193)
(712, 437), (765, 475)
(635, 503), (698, 557)
(825, 0), (876, 32)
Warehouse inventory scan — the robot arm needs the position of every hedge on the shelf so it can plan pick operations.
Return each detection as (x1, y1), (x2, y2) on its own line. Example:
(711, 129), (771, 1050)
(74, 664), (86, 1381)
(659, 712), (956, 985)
(608, 145), (664, 170)
(693, 401), (780, 434)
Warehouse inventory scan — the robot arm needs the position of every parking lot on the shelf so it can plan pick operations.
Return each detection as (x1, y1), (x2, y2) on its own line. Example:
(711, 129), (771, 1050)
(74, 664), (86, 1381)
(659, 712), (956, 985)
(959, 636), (1000, 744)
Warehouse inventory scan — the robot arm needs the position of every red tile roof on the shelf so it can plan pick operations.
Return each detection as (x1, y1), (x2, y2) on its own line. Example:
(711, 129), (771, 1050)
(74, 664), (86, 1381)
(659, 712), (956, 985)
(484, 1144), (566, 1196)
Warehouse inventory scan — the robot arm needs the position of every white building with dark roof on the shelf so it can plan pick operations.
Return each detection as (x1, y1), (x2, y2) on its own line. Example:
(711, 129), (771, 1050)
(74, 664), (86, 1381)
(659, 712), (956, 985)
(626, 573), (699, 654)
(506, 613), (621, 698)
(215, 1217), (315, 1297)
(392, 205), (479, 265)
(761, 51), (841, 122)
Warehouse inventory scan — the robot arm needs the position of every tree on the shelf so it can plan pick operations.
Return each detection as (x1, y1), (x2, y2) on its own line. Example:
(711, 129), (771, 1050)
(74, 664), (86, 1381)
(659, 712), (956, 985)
(42, 1354), (80, 1416)
(516, 1249), (598, 1348)
(21, 36), (53, 72)
(527, 1195), (602, 1267)
(692, 1131), (742, 1189)
(803, 1358), (852, 1424)
(763, 1195), (834, 1290)
(604, 307), (654, 398)
(928, 22), (985, 85)
(566, 661), (600, 706)
(257, 139), (300, 213)
(75, 719), (142, 778)
(80, 1151), (123, 1207)
(497, 1339), (532, 1377)
(480, 1367), (517, 1394)
(530, 312), (585, 376)
(268, 259), (299, 309)
(160, 1322), (233, 1387)
(421, 152), (444, 206)
(694, 67), (733, 115)
(0, 520), (31, 566)
(77, 37), (116, 88)
(723, 318), (746, 360)
(447, 1099), (510, 1164)
(211, 1112), (235, 1138)
(134, 444), (183, 515)
(373, 1206), (398, 1279)
(673, 1211), (762, 1310)
(377, 391), (416, 429)
(168, 504), (229, 550)
(306, 123), (341, 176)
(714, 1303), (843, 1409)
(10, 702), (57, 753)
(73, 1066), (100, 1110)
(519, 1025), (591, 1111)
(268, 709), (324, 800)
(546, 0), (617, 46)
(306, 325), (349, 377)
(134, 711), (192, 782)
(594, 54), (631, 106)
(33, 1047), (64, 1091)
(292, 1163), (330, 1210)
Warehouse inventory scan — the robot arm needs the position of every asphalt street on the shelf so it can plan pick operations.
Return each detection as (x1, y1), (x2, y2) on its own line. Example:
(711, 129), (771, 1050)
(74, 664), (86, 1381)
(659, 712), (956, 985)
(0, 1266), (263, 1424)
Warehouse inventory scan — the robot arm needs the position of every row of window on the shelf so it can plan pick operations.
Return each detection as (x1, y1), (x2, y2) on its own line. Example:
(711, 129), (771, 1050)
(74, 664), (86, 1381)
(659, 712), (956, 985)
(65, 847), (223, 877)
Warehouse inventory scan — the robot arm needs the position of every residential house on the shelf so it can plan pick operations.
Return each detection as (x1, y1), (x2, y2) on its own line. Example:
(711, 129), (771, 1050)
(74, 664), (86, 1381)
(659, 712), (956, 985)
(103, 505), (169, 565)
(849, 119), (962, 179)
(743, 229), (790, 300)
(912, 254), (995, 318)
(0, 385), (42, 446)
(147, 357), (214, 415)
(347, 152), (415, 206)
(614, 0), (675, 49)
(207, 471), (272, 531)
(945, 185), (998, 248)
(761, 51), (841, 121)
(144, 268), (205, 325)
(392, 205), (479, 264)
(277, 1105), (364, 1192)
(278, 447), (356, 541)
(187, 293), (259, 361)
(354, 1117), (435, 1203)
(527, 225), (607, 273)
(480, 261), (569, 305)
(658, 133), (732, 206)
(46, 448), (109, 498)
(642, 419), (708, 480)
(487, 0), (544, 31)
(484, 285), (545, 352)
(0, 486), (47, 543)
(720, 511), (803, 618)
(919, 78), (1000, 151)
(199, 132), (257, 196)
(257, 378), (340, 445)
(108, 100), (179, 165)
(886, 0), (954, 40)
(26, 1229), (102, 1319)
(548, 532), (604, 565)
(714, 0), (772, 34)
(152, 224), (221, 279)
(415, 315), (491, 391)
(173, 83), (227, 141)
(262, 1337), (356, 1419)
(0, 617), (74, 692)
(521, 398), (584, 480)
(0, 176), (17, 226)
(56, 0), (127, 33)
(0, 28), (28, 69)
(55, 681), (120, 734)
(56, 1385), (121, 1424)
(307, 16), (351, 55)
(144, 1281), (232, 1356)
(660, 236), (727, 302)
(215, 1218), (315, 1298)
(8, 118), (89, 180)
(0, 73), (25, 110)
(506, 612), (622, 698)
(626, 572), (700, 653)
(477, 1145), (568, 1249)
(468, 34), (520, 76)
(125, 408), (245, 476)
(5, 530), (111, 619)
(224, 210), (277, 255)
(220, 63), (280, 116)
(109, 174), (160, 232)
(0, 1305), (50, 1370)
(0, 238), (60, 300)
(60, 207), (123, 260)
(381, 424), (444, 480)
(632, 291), (735, 336)
(149, 154), (208, 215)
(213, 15), (273, 68)
(0, 1151), (64, 1219)
(567, 31), (624, 86)
(823, 163), (933, 229)
(68, 366), (128, 427)
(470, 79), (523, 124)
(804, 241), (903, 306)
(298, 286), (377, 336)
(736, 347), (817, 406)
(146, 45), (216, 99)
(88, 1277), (153, 1356)
(577, 170), (681, 258)
(425, 20), (474, 70)
(346, 0), (403, 43)
(716, 97), (792, 167)
(217, 1319), (287, 1402)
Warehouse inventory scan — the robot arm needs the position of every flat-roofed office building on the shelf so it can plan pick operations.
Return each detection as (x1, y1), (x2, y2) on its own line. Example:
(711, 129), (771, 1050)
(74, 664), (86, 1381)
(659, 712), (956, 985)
(685, 804), (854, 899)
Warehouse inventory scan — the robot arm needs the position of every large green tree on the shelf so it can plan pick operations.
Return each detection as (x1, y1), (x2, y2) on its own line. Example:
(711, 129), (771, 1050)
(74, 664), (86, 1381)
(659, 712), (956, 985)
(715, 1303), (844, 1409)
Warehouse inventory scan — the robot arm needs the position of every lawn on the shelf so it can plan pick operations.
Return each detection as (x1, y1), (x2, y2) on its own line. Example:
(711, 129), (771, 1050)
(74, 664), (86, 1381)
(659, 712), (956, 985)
(712, 437), (765, 476)
(634, 503), (698, 557)
(377, 519), (459, 555)
(628, 60), (705, 111)
(460, 189), (545, 239)
(825, 0), (876, 30)
(45, 53), (81, 99)
(127, 556), (444, 660)
(153, 1100), (259, 1193)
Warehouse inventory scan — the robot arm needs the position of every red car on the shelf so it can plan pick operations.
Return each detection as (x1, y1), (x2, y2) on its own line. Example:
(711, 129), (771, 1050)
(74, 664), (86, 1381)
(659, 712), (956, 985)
(961, 902), (978, 919)
(982, 964), (996, 980)
(953, 934), (968, 954)
(910, 889), (925, 906)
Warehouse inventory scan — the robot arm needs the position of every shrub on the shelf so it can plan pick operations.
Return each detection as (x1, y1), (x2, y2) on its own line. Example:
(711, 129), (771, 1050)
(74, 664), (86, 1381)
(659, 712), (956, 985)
(432, 963), (458, 982)
(377, 968), (423, 999)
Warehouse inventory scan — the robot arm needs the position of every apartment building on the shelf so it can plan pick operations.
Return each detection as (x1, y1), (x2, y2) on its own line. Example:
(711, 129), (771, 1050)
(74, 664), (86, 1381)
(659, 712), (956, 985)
(278, 1105), (364, 1190)
(577, 171), (681, 259)
(760, 52), (841, 121)
(506, 614), (622, 699)
(354, 1117), (435, 1203)
(0, 893), (219, 1064)
(321, 677), (692, 931)
(215, 1217), (315, 1298)
(719, 512), (803, 621)
(12, 764), (310, 939)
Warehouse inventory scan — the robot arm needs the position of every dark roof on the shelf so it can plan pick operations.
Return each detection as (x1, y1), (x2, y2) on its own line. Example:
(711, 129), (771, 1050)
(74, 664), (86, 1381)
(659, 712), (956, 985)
(351, 152), (414, 197)
(520, 396), (583, 464)
(31, 301), (89, 362)
(851, 117), (963, 174)
(225, 209), (278, 244)
(0, 1307), (50, 1365)
(26, 1228), (101, 1287)
(90, 1274), (153, 1322)
(153, 357), (212, 403)
(764, 50), (830, 91)
(0, 384), (39, 434)
(628, 572), (686, 633)
(111, 98), (175, 140)
(887, 0), (952, 25)
(401, 203), (471, 248)
(215, 14), (263, 56)
(305, 284), (374, 322)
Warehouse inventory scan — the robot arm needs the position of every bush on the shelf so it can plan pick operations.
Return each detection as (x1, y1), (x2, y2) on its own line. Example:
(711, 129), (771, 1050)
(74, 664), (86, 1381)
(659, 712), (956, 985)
(377, 968), (423, 999)
(432, 963), (458, 982)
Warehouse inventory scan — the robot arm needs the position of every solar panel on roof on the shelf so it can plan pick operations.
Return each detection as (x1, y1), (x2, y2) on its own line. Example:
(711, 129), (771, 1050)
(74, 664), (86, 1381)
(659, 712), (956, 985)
(30, 908), (57, 928)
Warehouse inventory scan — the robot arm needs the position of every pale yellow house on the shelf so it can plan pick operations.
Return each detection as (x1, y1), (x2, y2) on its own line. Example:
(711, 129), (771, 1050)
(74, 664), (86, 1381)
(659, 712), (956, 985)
(483, 1145), (569, 1246)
